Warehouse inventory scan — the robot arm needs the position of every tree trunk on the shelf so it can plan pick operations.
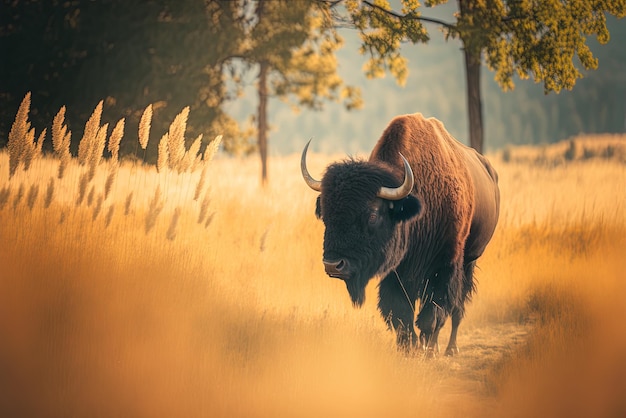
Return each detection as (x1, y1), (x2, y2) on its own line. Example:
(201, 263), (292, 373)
(463, 46), (484, 154)
(258, 60), (269, 184)
(458, 0), (484, 154)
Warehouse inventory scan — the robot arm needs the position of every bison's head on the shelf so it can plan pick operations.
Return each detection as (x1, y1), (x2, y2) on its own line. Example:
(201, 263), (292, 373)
(301, 141), (422, 307)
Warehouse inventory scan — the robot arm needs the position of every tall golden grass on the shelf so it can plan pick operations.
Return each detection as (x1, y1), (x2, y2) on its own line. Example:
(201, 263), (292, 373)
(0, 98), (625, 417)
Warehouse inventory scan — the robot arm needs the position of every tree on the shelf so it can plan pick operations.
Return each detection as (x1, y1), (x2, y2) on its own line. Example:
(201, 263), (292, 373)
(220, 0), (362, 183)
(0, 0), (250, 161)
(330, 0), (626, 153)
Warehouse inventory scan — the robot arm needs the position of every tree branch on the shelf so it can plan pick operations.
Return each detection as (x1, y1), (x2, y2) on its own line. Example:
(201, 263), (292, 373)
(317, 0), (344, 7)
(361, 0), (456, 31)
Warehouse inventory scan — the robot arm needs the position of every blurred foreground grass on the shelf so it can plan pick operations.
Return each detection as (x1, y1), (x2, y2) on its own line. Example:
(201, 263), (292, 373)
(1, 146), (625, 417)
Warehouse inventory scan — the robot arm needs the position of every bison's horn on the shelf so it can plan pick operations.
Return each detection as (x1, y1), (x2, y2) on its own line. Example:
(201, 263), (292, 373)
(301, 139), (322, 192)
(377, 154), (414, 201)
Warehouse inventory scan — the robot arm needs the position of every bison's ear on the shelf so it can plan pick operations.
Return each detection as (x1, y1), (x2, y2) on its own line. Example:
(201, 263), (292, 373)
(389, 195), (422, 222)
(315, 196), (322, 219)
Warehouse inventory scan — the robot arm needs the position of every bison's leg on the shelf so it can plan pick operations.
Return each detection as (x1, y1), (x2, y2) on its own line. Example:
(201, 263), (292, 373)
(416, 258), (465, 355)
(444, 308), (461, 356)
(378, 273), (417, 352)
(445, 261), (476, 356)
(416, 300), (447, 356)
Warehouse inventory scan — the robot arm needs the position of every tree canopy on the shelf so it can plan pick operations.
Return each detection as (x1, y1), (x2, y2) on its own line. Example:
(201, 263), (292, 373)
(334, 0), (626, 153)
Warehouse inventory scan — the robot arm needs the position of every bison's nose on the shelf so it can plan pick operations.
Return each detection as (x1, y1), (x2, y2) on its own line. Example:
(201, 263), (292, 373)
(323, 258), (350, 279)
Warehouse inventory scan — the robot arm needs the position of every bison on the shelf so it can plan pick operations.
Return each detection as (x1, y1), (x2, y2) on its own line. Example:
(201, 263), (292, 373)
(301, 113), (500, 355)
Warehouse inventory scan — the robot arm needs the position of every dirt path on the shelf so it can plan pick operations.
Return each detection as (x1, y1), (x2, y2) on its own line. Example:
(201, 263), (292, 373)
(447, 322), (531, 378)
(428, 321), (534, 416)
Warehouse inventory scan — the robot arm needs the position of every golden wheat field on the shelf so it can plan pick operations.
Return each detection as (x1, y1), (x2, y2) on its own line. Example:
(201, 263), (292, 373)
(1, 126), (626, 417)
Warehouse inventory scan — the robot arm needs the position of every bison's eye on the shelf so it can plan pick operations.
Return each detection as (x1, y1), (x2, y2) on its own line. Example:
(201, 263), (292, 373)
(368, 211), (379, 225)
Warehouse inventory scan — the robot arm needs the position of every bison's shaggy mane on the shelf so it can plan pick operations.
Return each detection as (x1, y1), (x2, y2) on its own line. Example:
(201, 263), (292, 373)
(319, 158), (404, 212)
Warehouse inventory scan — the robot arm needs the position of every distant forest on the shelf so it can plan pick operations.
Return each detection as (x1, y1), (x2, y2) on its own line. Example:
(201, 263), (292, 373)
(482, 15), (626, 149)
(1, 1), (624, 158)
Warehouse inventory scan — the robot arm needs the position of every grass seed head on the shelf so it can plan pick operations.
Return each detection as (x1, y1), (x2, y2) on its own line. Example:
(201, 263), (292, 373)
(203, 135), (222, 163)
(157, 133), (169, 173)
(198, 192), (210, 224)
(87, 185), (95, 207)
(87, 123), (108, 181)
(145, 186), (164, 233)
(76, 172), (89, 206)
(166, 207), (182, 241)
(105, 205), (115, 228)
(139, 104), (153, 150)
(58, 151), (70, 180)
(0, 186), (11, 210)
(204, 212), (214, 229)
(36, 128), (46, 155)
(104, 168), (117, 200)
(167, 107), (189, 173)
(183, 134), (203, 172)
(44, 177), (55, 209)
(124, 192), (133, 216)
(26, 184), (39, 211)
(7, 92), (32, 177)
(52, 106), (68, 154)
(194, 166), (207, 201)
(21, 127), (36, 172)
(78, 101), (103, 166)
(108, 118), (125, 162)
(52, 106), (72, 179)
(13, 183), (25, 210)
(92, 194), (103, 220)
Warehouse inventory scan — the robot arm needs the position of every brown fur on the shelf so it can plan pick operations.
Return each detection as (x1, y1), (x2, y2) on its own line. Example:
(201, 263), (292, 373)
(371, 113), (499, 352)
(371, 114), (475, 285)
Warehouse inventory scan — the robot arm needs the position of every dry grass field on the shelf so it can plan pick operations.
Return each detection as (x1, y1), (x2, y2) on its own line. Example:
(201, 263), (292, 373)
(1, 105), (625, 417)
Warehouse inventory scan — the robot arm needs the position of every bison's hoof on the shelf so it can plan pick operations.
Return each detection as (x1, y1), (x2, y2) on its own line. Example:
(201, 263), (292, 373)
(444, 346), (460, 357)
(422, 341), (439, 359)
(423, 347), (439, 359)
